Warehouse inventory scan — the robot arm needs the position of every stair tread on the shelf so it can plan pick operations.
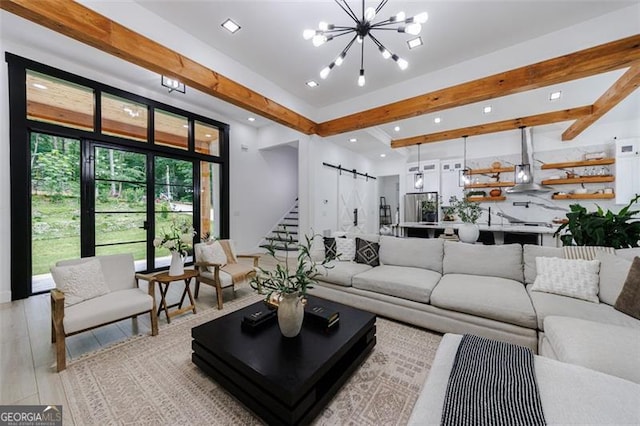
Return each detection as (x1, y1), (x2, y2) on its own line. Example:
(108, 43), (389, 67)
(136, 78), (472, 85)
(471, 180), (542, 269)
(260, 244), (298, 251)
(272, 230), (298, 234)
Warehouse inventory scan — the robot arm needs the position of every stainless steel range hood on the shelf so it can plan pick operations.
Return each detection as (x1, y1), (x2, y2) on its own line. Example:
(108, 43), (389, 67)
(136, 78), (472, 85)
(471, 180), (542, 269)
(507, 127), (554, 194)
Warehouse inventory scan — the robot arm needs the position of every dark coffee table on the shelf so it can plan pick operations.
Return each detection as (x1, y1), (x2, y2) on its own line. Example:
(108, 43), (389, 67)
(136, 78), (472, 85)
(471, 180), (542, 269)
(192, 295), (376, 425)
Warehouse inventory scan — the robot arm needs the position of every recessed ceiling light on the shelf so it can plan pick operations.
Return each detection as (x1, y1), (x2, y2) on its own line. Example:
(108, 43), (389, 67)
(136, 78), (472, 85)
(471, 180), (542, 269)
(33, 83), (47, 90)
(247, 117), (256, 122)
(380, 153), (386, 158)
(394, 126), (400, 132)
(483, 105), (492, 114)
(407, 37), (423, 50)
(434, 117), (441, 124)
(349, 138), (357, 143)
(549, 91), (562, 101)
(221, 18), (241, 34)
(306, 80), (319, 88)
(182, 124), (188, 128)
(205, 133), (212, 138)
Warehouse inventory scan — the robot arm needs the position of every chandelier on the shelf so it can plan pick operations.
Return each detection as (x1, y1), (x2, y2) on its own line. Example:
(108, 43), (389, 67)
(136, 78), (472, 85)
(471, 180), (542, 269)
(303, 0), (428, 87)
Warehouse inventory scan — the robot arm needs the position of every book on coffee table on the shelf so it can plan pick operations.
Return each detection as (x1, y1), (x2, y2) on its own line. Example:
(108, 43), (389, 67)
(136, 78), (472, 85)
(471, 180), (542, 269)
(305, 303), (339, 328)
(241, 307), (276, 332)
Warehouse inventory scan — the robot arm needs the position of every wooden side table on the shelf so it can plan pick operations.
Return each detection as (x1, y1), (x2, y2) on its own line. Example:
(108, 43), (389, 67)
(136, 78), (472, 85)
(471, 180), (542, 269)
(151, 269), (198, 323)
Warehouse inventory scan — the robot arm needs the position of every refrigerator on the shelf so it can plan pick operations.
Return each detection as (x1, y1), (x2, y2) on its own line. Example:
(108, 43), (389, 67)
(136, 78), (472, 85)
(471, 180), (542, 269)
(404, 192), (439, 223)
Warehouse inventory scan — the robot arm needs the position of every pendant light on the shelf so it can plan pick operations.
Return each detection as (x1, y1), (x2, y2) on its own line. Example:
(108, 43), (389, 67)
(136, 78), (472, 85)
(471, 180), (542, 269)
(459, 136), (471, 187)
(414, 143), (424, 190)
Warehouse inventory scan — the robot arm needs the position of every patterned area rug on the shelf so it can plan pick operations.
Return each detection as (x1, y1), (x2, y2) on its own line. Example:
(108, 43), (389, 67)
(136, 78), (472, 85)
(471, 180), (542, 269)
(60, 290), (442, 425)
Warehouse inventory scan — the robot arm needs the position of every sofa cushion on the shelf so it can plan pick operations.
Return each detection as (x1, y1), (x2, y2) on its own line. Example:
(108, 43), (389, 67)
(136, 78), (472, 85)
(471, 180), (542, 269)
(56, 253), (136, 292)
(531, 257), (600, 303)
(316, 261), (373, 287)
(324, 237), (337, 259)
(355, 237), (380, 267)
(352, 265), (441, 303)
(379, 236), (443, 273)
(199, 270), (233, 288)
(527, 284), (640, 331)
(443, 241), (523, 282)
(523, 244), (563, 285)
(63, 288), (153, 334)
(543, 316), (640, 384)
(335, 238), (356, 261)
(430, 274), (536, 328)
(51, 258), (110, 307)
(615, 256), (640, 320)
(197, 241), (228, 271)
(597, 252), (632, 306)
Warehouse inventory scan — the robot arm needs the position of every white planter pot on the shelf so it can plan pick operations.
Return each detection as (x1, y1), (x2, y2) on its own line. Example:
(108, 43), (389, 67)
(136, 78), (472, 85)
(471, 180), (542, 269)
(168, 251), (185, 276)
(277, 293), (304, 338)
(458, 223), (480, 244)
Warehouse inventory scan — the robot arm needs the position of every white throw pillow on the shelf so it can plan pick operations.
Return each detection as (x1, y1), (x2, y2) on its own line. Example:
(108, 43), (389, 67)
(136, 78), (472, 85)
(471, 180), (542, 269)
(200, 241), (228, 271)
(50, 258), (110, 307)
(531, 256), (601, 303)
(335, 238), (356, 261)
(596, 252), (633, 306)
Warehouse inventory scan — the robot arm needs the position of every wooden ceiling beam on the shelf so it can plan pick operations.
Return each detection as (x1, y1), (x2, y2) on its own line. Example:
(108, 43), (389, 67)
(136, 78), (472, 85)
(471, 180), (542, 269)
(562, 65), (640, 141)
(317, 35), (640, 137)
(0, 0), (317, 135)
(391, 106), (593, 148)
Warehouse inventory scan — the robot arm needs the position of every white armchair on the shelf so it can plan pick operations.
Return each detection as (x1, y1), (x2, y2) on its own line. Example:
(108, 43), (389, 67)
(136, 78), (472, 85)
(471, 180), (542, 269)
(50, 253), (158, 372)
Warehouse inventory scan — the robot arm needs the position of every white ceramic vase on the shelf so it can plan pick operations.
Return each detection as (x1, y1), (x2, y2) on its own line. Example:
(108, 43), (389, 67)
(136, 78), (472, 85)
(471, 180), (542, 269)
(458, 223), (480, 244)
(277, 293), (304, 338)
(168, 251), (184, 276)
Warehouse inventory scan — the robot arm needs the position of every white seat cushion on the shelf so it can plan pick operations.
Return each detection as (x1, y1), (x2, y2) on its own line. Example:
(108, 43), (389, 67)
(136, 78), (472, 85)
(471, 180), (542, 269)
(352, 265), (441, 303)
(63, 288), (153, 334)
(199, 270), (233, 288)
(316, 261), (373, 287)
(430, 274), (537, 328)
(51, 258), (110, 307)
(542, 316), (640, 384)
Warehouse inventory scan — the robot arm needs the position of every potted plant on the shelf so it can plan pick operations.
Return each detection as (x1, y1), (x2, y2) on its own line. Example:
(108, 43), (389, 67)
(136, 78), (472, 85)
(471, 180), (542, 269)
(153, 218), (196, 276)
(553, 194), (640, 248)
(421, 200), (438, 222)
(449, 196), (482, 243)
(250, 231), (335, 337)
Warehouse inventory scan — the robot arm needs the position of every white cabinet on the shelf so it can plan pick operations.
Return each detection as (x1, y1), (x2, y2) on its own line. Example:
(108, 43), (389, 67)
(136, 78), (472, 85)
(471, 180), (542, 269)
(440, 158), (465, 206)
(615, 138), (640, 205)
(406, 160), (440, 193)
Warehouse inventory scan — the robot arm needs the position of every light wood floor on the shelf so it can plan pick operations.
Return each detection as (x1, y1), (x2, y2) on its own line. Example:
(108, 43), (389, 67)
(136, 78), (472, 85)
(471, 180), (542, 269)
(0, 255), (276, 424)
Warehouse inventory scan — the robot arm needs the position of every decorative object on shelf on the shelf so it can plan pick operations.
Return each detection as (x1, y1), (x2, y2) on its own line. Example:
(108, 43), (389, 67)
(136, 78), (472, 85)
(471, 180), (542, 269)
(507, 127), (553, 193)
(553, 194), (640, 249)
(154, 218), (196, 276)
(250, 232), (336, 338)
(442, 206), (456, 221)
(303, 0), (428, 86)
(415, 143), (424, 190)
(491, 161), (502, 169)
(450, 196), (482, 243)
(489, 188), (502, 197)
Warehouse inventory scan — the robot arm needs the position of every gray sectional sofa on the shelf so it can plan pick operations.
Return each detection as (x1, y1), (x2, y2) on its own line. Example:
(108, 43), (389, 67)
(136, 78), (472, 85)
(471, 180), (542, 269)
(309, 235), (640, 377)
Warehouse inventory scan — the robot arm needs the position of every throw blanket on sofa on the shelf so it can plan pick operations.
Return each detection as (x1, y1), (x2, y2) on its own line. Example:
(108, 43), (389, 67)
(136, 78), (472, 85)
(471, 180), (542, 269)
(563, 245), (614, 260)
(441, 334), (546, 426)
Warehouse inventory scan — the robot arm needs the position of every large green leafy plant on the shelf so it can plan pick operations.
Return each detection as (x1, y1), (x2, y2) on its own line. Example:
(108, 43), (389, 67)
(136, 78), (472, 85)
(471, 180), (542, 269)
(554, 194), (640, 248)
(449, 196), (482, 224)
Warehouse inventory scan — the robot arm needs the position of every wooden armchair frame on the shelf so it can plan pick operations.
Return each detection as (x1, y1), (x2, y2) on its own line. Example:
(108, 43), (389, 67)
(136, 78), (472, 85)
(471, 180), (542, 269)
(50, 273), (158, 372)
(194, 254), (260, 309)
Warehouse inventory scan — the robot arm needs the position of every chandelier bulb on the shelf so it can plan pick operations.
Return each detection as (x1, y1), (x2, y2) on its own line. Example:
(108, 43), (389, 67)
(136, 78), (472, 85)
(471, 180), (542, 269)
(406, 23), (422, 35)
(357, 34), (363, 44)
(302, 29), (315, 40)
(319, 21), (333, 31)
(392, 11), (406, 22)
(335, 52), (346, 66)
(379, 46), (391, 59)
(414, 12), (429, 24)
(397, 57), (409, 70)
(364, 7), (376, 21)
(358, 69), (365, 87)
(312, 34), (327, 47)
(320, 63), (335, 79)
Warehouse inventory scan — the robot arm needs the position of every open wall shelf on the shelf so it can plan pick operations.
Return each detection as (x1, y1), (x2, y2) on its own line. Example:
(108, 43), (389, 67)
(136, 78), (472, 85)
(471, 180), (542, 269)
(552, 193), (615, 200)
(467, 167), (515, 175)
(465, 182), (515, 189)
(541, 158), (615, 169)
(541, 176), (614, 185)
(467, 196), (506, 202)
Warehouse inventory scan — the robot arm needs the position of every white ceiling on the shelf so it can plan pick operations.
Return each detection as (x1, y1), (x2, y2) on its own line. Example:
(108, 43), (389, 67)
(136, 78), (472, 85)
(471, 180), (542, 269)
(2, 1), (639, 161)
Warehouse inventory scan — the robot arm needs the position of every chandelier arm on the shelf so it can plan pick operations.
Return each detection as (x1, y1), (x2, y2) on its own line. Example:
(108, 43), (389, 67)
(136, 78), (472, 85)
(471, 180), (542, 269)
(341, 34), (358, 55)
(360, 33), (365, 69)
(335, 0), (360, 24)
(325, 26), (357, 31)
(368, 27), (402, 31)
(368, 33), (389, 52)
(329, 30), (359, 39)
(370, 20), (401, 28)
(374, 0), (389, 14)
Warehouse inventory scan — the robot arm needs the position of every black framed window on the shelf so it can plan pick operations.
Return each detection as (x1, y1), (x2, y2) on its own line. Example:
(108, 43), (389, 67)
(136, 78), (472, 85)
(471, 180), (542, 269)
(6, 53), (230, 300)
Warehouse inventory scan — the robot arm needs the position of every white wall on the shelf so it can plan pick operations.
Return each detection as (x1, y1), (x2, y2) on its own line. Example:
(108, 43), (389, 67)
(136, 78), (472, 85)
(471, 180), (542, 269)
(0, 29), (11, 303)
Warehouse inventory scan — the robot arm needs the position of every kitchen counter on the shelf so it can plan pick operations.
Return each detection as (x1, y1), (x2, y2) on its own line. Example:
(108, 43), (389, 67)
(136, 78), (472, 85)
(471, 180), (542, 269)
(399, 222), (560, 246)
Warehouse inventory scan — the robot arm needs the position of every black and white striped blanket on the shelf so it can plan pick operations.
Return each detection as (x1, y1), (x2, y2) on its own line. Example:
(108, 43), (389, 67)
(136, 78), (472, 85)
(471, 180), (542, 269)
(441, 334), (546, 426)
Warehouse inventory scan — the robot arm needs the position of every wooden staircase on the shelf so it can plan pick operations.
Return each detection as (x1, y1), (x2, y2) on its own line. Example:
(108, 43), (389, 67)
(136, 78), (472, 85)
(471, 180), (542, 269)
(260, 199), (299, 252)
